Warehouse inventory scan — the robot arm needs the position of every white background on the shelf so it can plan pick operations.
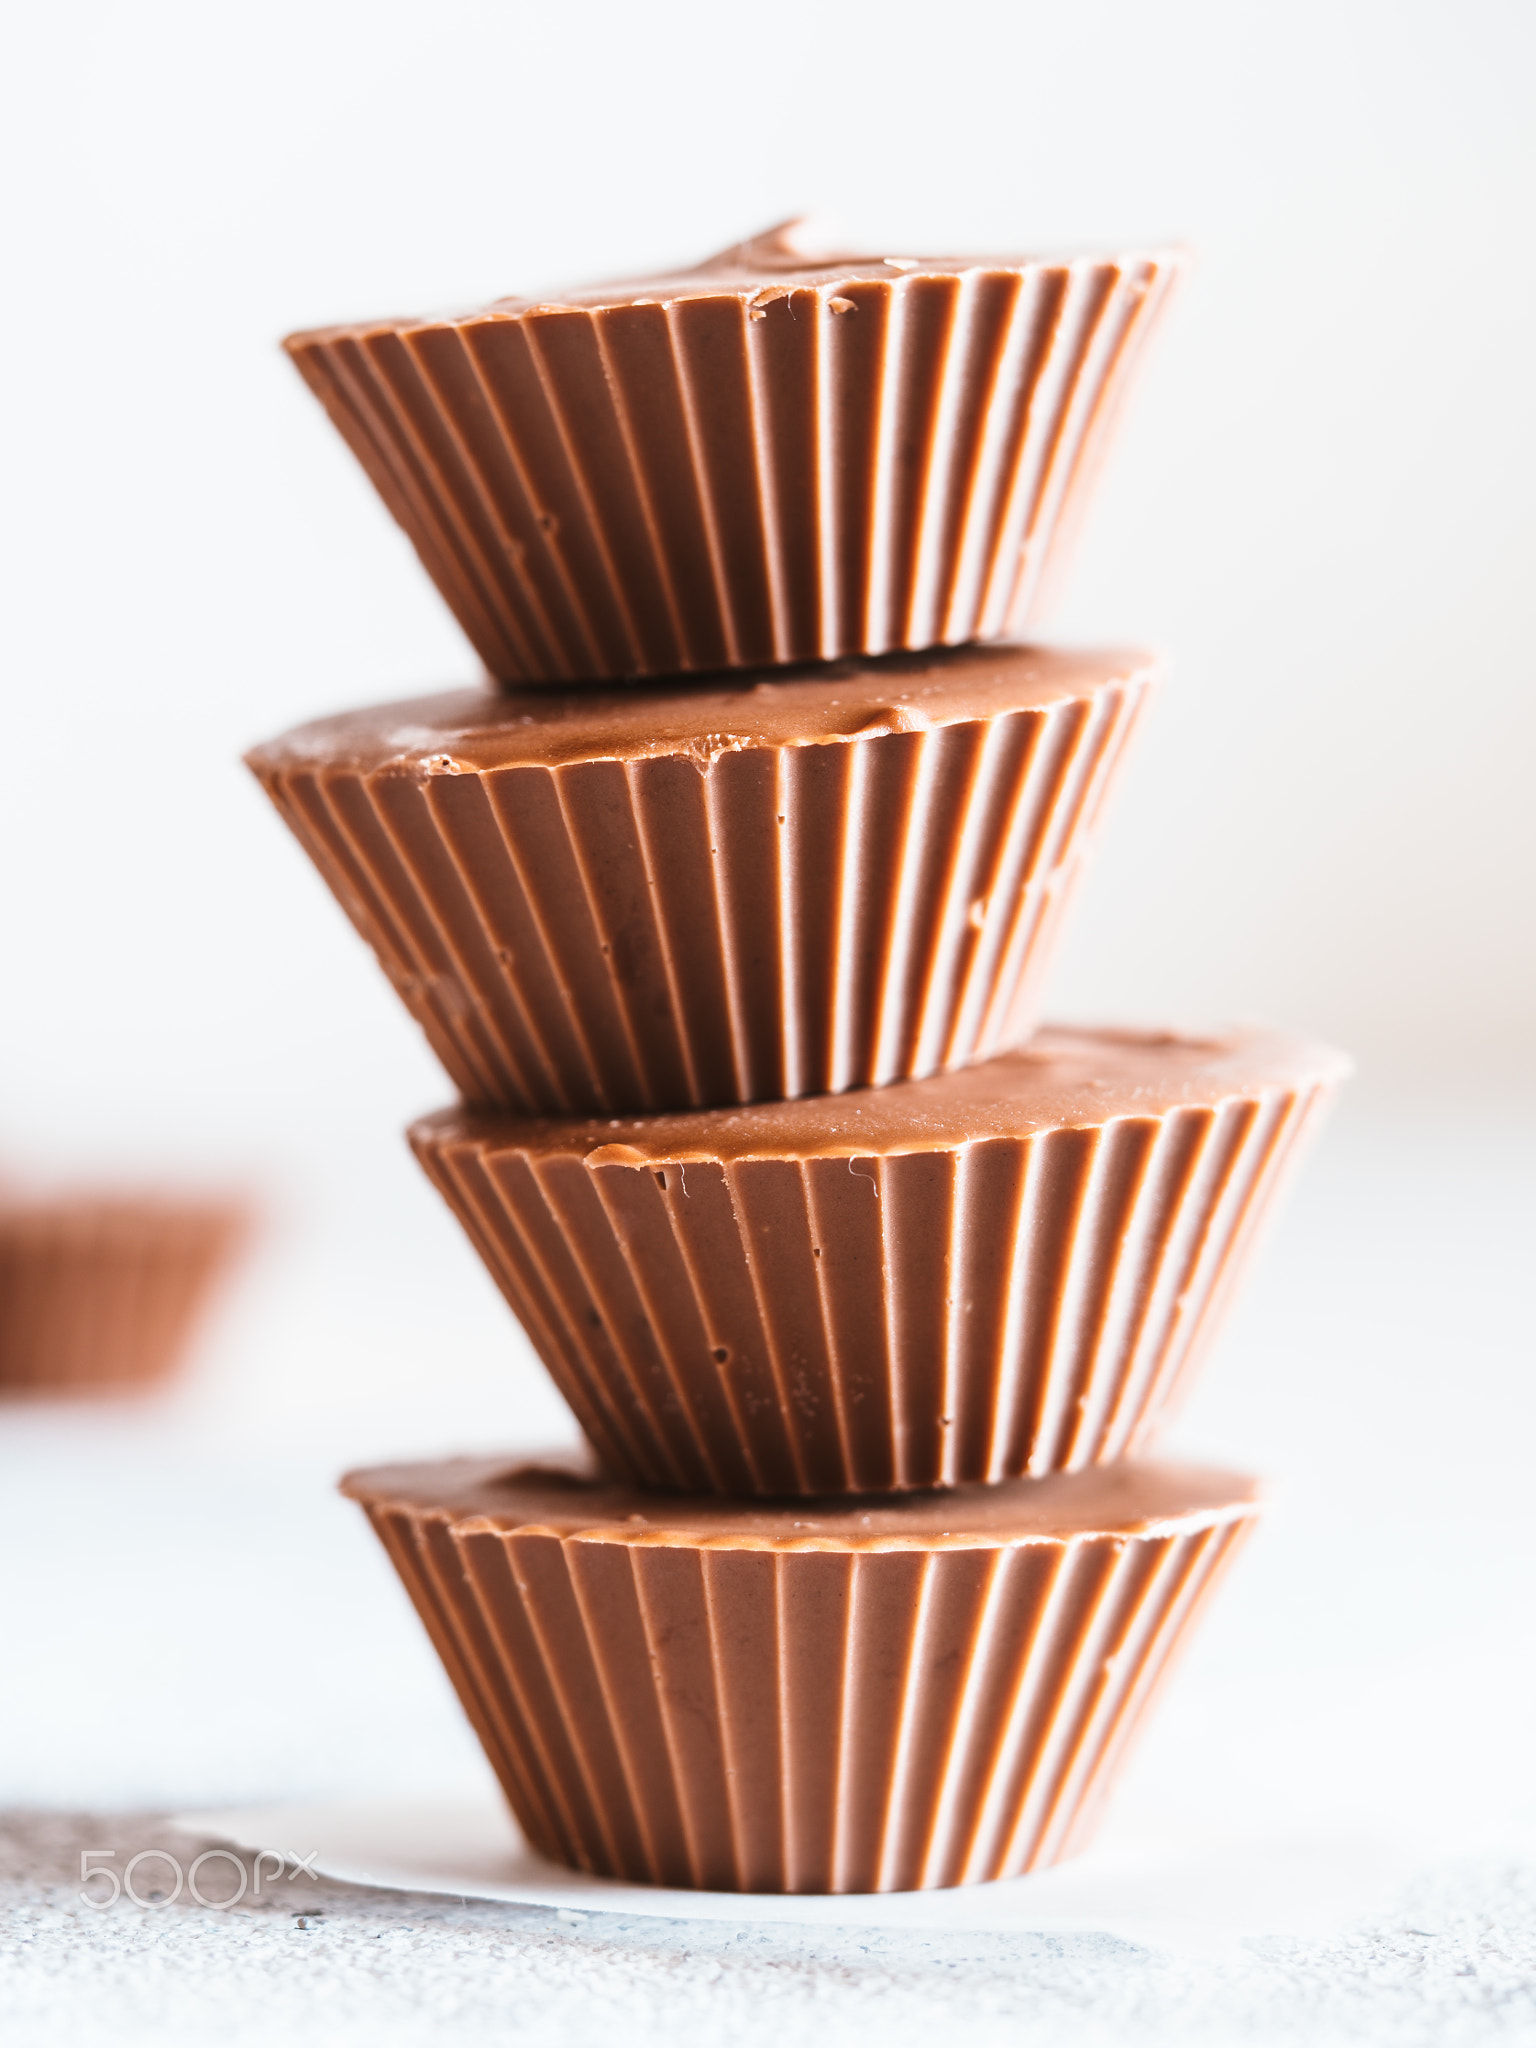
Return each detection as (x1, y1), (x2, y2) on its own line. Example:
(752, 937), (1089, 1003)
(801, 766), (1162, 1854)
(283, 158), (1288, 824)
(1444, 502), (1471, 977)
(1, 0), (1533, 1865)
(3, 0), (1532, 1181)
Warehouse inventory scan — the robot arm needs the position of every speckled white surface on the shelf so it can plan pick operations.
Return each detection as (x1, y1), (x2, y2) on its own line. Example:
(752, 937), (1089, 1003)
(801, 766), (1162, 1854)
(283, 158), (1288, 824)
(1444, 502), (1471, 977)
(6, 1811), (1536, 2047)
(2, 1092), (1535, 2043)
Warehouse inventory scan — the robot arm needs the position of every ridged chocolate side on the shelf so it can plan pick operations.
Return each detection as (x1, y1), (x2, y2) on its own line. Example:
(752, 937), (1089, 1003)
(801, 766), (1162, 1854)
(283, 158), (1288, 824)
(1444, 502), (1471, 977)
(409, 1064), (1337, 1494)
(356, 1484), (1254, 1892)
(250, 674), (1150, 1113)
(0, 1200), (245, 1394)
(286, 258), (1177, 684)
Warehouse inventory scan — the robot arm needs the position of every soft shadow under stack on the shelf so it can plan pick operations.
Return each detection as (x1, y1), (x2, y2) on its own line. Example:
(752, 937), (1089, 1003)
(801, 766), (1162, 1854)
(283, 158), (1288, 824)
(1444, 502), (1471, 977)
(250, 220), (1348, 1895)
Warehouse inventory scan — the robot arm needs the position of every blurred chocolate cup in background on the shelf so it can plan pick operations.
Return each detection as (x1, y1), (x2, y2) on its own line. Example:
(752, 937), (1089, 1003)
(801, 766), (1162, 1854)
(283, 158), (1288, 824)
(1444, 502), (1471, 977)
(0, 1193), (248, 1397)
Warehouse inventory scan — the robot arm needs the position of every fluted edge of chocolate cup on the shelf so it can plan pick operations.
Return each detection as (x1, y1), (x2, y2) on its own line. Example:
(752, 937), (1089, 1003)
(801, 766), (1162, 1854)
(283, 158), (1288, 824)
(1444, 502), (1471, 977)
(284, 253), (1180, 684)
(246, 657), (1156, 1113)
(342, 1455), (1259, 1893)
(407, 1027), (1347, 1493)
(0, 1197), (247, 1394)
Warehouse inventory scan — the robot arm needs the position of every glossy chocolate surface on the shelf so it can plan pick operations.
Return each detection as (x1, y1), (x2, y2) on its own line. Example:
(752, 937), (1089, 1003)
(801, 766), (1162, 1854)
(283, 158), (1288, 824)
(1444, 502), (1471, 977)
(291, 218), (1179, 332)
(250, 642), (1155, 773)
(344, 1452), (1261, 1546)
(418, 1023), (1347, 1162)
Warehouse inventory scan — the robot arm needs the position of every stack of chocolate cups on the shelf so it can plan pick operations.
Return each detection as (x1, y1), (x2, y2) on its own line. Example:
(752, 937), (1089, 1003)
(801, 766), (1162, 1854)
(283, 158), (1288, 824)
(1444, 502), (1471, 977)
(251, 222), (1348, 1895)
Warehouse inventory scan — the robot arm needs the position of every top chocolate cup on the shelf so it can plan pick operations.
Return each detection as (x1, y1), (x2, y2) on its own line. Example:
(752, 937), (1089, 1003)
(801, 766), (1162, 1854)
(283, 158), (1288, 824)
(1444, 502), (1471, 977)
(285, 220), (1181, 685)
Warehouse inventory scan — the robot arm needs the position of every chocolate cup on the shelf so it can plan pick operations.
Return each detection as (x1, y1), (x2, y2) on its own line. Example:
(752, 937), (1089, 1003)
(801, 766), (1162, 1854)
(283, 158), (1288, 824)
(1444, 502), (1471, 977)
(343, 1454), (1259, 1893)
(409, 1027), (1348, 1495)
(246, 645), (1156, 1113)
(0, 1196), (246, 1395)
(284, 225), (1180, 684)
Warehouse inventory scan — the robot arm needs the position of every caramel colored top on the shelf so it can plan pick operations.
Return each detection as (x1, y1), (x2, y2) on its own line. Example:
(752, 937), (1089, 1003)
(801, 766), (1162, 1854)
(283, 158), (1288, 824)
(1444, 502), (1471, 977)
(415, 1025), (1351, 1167)
(287, 218), (1180, 345)
(342, 1454), (1261, 1552)
(245, 642), (1157, 779)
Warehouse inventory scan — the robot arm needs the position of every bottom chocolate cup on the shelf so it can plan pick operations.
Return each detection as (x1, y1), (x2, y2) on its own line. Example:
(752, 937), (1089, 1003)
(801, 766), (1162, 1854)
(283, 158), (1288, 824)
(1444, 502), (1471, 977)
(0, 1195), (247, 1395)
(343, 1455), (1260, 1894)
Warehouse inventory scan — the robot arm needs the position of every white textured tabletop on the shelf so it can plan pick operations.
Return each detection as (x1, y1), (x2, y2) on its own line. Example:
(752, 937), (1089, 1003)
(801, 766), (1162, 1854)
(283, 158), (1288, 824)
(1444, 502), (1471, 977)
(3, 1088), (1534, 2046)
